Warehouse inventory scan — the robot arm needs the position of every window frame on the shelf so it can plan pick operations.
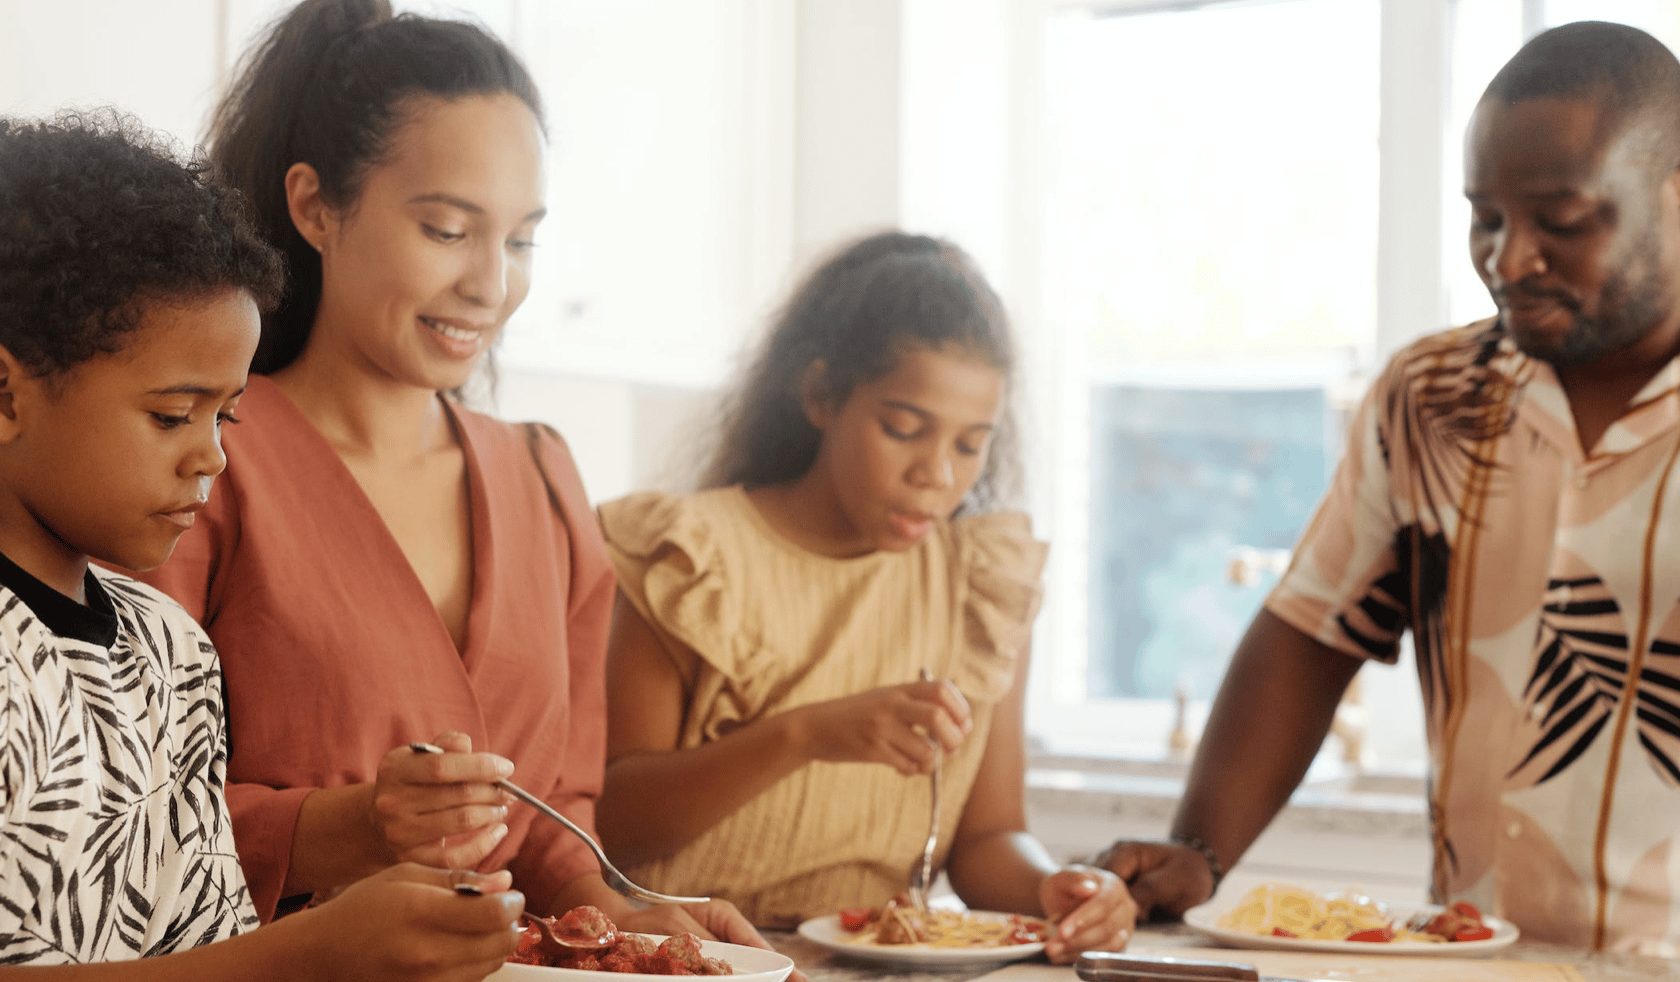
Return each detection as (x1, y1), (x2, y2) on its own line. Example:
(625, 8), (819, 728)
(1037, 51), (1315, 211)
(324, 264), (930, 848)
(1023, 0), (1462, 766)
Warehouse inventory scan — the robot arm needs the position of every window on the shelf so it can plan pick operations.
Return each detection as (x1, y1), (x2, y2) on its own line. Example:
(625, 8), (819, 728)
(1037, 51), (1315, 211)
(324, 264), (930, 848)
(1031, 0), (1680, 766)
(1034, 0), (1394, 758)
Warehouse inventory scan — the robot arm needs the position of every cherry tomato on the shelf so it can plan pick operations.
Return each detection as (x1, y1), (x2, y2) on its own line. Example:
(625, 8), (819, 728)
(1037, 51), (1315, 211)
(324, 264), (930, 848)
(838, 907), (875, 932)
(1450, 901), (1483, 922)
(1346, 927), (1395, 943)
(1270, 927), (1297, 938)
(1453, 925), (1495, 942)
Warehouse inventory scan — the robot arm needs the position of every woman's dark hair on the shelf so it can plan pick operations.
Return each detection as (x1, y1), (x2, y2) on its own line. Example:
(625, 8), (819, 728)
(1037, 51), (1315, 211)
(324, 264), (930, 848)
(0, 110), (282, 378)
(703, 230), (1022, 513)
(208, 0), (544, 373)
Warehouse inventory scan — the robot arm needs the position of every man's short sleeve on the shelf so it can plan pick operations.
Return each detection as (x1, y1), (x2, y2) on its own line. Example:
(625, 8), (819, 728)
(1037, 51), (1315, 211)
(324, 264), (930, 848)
(1265, 375), (1410, 663)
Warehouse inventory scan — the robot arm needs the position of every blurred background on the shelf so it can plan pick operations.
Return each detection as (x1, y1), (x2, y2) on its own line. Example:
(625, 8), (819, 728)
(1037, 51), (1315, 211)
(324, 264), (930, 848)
(6, 0), (1680, 777)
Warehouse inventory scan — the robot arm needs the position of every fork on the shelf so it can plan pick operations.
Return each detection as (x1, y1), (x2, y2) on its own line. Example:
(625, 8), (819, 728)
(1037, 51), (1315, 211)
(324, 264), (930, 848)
(907, 668), (942, 912)
(408, 741), (710, 906)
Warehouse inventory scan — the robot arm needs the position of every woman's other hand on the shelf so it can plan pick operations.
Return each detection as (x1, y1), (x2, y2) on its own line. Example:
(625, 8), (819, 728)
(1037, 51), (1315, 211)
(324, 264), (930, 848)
(613, 898), (764, 948)
(613, 901), (810, 982)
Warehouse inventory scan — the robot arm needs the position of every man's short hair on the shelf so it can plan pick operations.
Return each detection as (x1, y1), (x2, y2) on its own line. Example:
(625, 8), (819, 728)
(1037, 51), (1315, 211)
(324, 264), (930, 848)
(1483, 20), (1680, 172)
(0, 110), (284, 377)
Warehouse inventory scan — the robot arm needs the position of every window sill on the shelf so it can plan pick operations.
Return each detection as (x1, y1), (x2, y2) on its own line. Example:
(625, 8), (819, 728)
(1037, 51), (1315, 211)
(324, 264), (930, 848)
(1026, 750), (1429, 841)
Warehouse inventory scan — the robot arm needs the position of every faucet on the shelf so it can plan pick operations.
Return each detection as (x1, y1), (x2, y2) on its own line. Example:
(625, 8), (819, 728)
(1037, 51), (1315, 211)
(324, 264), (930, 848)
(1167, 683), (1196, 758)
(1328, 674), (1371, 769)
(1225, 545), (1291, 587)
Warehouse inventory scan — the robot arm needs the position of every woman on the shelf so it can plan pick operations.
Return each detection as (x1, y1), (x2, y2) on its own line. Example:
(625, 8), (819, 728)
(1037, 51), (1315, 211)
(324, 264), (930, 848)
(139, 0), (759, 946)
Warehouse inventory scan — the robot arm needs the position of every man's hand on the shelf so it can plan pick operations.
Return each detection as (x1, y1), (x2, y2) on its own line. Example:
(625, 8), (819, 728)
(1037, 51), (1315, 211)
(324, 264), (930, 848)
(1097, 840), (1215, 922)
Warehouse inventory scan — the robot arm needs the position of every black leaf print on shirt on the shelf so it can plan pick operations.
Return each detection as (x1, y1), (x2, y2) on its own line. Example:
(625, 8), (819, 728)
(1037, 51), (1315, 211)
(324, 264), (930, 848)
(1508, 576), (1626, 786)
(1636, 635), (1680, 786)
(1506, 582), (1680, 788)
(0, 574), (256, 964)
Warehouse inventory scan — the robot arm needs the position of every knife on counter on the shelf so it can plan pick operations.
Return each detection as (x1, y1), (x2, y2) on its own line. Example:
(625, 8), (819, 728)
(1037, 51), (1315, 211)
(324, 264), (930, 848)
(1074, 952), (1331, 982)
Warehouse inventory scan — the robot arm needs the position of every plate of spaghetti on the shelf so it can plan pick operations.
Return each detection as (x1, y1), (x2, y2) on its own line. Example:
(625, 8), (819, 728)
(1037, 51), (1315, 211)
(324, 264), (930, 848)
(797, 899), (1051, 967)
(1184, 883), (1519, 955)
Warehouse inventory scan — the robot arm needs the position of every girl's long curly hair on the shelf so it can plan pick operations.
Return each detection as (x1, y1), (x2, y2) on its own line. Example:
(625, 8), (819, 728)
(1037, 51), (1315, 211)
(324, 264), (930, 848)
(702, 230), (1022, 513)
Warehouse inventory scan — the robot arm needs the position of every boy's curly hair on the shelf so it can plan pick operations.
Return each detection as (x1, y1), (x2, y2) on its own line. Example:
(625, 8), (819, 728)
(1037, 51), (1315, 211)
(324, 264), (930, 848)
(0, 110), (284, 377)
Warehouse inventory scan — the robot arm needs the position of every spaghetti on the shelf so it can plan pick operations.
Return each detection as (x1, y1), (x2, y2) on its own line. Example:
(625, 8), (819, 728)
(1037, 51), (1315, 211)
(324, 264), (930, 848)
(1217, 884), (1431, 943)
(1215, 884), (1493, 944)
(842, 900), (1048, 948)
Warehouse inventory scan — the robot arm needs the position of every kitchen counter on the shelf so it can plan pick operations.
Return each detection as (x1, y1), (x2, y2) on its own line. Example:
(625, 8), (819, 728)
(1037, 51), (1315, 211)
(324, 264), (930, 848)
(766, 923), (1679, 981)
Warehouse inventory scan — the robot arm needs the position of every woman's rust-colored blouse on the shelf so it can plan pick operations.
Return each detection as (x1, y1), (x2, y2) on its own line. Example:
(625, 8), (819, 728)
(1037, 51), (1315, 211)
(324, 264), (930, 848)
(136, 376), (614, 920)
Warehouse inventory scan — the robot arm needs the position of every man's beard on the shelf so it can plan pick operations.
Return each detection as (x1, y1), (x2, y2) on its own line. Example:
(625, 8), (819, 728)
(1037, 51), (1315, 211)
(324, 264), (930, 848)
(1505, 271), (1665, 368)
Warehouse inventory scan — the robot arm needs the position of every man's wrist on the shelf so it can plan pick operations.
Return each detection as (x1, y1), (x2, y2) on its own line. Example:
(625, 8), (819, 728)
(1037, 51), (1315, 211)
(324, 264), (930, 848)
(1168, 832), (1225, 891)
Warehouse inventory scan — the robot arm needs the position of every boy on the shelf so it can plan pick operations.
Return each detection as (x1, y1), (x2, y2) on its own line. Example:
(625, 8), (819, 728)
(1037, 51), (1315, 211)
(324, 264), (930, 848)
(0, 112), (522, 979)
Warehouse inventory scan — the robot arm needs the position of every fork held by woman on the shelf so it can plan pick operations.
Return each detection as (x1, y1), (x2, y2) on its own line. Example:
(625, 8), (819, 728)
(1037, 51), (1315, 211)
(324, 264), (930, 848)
(408, 742), (710, 906)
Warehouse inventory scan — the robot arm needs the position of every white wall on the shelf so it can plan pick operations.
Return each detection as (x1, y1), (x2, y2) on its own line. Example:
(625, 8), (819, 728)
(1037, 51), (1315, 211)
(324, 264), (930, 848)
(487, 0), (1056, 509)
(492, 368), (719, 504)
(0, 0), (807, 503)
(0, 0), (221, 147)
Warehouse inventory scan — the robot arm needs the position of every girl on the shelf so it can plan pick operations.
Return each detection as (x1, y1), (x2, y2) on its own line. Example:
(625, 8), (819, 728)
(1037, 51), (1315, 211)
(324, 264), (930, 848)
(137, 0), (758, 947)
(0, 111), (521, 981)
(597, 231), (1137, 962)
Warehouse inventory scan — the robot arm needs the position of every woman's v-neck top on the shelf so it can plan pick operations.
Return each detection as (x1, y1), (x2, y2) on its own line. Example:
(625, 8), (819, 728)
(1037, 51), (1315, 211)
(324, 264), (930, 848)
(136, 376), (615, 919)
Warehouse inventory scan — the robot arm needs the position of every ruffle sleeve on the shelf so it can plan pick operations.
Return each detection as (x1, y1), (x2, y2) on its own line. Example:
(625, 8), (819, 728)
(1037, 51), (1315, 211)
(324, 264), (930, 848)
(600, 492), (789, 744)
(952, 511), (1049, 703)
(599, 492), (744, 679)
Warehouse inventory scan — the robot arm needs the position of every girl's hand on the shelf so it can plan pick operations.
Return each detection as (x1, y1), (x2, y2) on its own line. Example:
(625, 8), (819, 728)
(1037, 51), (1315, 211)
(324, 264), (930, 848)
(300, 864), (524, 982)
(370, 732), (512, 868)
(790, 680), (972, 775)
(1039, 864), (1137, 963)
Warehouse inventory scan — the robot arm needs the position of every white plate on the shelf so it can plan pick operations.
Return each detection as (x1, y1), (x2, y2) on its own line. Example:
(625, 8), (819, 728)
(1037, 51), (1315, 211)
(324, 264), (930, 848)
(487, 934), (795, 981)
(795, 912), (1047, 968)
(1183, 899), (1519, 956)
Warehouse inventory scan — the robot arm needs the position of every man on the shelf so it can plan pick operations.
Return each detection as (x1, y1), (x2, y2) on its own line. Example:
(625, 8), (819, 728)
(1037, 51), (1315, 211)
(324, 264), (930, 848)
(1100, 21), (1680, 954)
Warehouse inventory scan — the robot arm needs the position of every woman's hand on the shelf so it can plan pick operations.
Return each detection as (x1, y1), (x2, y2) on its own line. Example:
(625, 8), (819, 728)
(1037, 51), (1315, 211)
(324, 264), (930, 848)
(613, 902), (808, 982)
(613, 899), (766, 948)
(298, 864), (524, 982)
(1039, 864), (1137, 963)
(789, 680), (972, 775)
(369, 732), (512, 869)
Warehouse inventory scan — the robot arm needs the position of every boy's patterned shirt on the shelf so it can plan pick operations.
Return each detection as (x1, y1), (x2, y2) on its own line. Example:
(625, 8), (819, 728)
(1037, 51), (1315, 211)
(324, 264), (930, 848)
(1268, 319), (1680, 954)
(0, 564), (256, 963)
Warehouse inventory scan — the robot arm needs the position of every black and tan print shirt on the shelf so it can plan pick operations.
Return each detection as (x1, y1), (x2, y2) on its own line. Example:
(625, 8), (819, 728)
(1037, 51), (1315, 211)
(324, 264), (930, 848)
(0, 552), (256, 963)
(1268, 320), (1680, 956)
